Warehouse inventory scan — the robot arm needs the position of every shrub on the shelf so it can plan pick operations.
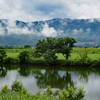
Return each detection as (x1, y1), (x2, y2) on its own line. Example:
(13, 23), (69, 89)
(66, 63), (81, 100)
(77, 49), (89, 64)
(91, 59), (100, 67)
(0, 81), (85, 100)
(3, 57), (18, 64)
(18, 51), (30, 64)
(0, 49), (7, 64)
(44, 86), (85, 100)
(11, 79), (27, 94)
(1, 85), (10, 93)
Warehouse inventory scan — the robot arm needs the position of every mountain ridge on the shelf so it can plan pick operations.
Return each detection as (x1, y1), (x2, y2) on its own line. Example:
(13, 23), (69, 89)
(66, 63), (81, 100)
(0, 18), (100, 47)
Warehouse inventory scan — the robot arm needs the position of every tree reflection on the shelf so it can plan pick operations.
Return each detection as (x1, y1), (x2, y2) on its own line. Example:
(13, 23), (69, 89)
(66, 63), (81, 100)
(74, 69), (90, 83)
(0, 65), (7, 77)
(18, 66), (31, 77)
(32, 69), (75, 90)
(18, 66), (100, 89)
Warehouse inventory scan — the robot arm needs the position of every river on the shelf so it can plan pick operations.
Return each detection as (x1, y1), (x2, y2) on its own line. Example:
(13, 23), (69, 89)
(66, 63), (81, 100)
(0, 65), (100, 100)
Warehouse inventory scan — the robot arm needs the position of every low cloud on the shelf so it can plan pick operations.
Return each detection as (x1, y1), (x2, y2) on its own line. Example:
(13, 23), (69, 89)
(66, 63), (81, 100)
(41, 23), (57, 37)
(86, 28), (91, 33)
(0, 25), (5, 36)
(0, 20), (57, 37)
(72, 28), (83, 34)
(6, 20), (33, 35)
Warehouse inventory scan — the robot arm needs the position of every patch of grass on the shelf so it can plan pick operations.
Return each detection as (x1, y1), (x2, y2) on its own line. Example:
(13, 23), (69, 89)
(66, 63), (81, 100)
(88, 54), (100, 59)
(72, 48), (100, 54)
(57, 53), (100, 60)
(4, 48), (100, 60)
(6, 52), (19, 58)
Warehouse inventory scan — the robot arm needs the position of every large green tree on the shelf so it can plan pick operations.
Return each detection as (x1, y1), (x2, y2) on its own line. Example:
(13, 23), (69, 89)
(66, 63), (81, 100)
(35, 37), (76, 60)
(56, 37), (76, 59)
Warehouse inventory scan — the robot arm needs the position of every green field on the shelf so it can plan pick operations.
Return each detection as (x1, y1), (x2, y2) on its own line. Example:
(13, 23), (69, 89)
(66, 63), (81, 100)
(4, 48), (100, 60)
(57, 53), (100, 60)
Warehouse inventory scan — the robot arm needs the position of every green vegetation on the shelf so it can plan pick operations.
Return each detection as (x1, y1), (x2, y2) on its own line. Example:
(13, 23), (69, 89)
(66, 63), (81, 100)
(35, 37), (76, 60)
(0, 79), (85, 100)
(24, 44), (31, 48)
(0, 47), (100, 67)
(0, 37), (100, 67)
(0, 50), (7, 64)
(18, 51), (30, 64)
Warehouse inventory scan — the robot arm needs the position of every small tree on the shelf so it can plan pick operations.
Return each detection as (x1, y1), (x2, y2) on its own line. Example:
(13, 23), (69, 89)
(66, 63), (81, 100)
(0, 50), (7, 64)
(18, 51), (30, 64)
(78, 48), (88, 63)
(24, 45), (31, 48)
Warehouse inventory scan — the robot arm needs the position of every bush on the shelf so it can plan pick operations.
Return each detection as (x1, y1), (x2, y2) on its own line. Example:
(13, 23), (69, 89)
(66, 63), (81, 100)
(77, 49), (89, 64)
(18, 51), (30, 64)
(0, 80), (85, 100)
(3, 57), (19, 64)
(11, 79), (27, 94)
(91, 59), (100, 67)
(43, 86), (85, 100)
(0, 49), (7, 64)
(1, 85), (10, 93)
(43, 49), (58, 65)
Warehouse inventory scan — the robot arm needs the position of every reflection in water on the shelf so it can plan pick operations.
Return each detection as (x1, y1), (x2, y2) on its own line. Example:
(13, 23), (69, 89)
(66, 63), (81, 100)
(0, 65), (100, 100)
(0, 65), (7, 77)
(18, 66), (31, 77)
(32, 69), (74, 89)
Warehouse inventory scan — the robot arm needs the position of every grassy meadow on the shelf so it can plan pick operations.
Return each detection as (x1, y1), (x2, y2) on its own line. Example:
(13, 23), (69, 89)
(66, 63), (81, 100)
(5, 48), (100, 60)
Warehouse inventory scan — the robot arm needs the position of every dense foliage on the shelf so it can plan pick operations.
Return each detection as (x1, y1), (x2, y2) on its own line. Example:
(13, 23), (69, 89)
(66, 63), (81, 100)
(24, 45), (31, 48)
(0, 79), (85, 100)
(0, 50), (7, 64)
(35, 37), (76, 60)
(0, 47), (100, 67)
(18, 51), (30, 64)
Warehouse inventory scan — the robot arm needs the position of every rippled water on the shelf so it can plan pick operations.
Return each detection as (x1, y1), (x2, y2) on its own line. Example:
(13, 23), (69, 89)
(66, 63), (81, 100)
(0, 65), (100, 100)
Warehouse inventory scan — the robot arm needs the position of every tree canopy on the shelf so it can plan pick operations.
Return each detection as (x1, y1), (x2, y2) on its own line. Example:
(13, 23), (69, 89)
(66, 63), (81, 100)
(35, 37), (76, 60)
(24, 45), (31, 48)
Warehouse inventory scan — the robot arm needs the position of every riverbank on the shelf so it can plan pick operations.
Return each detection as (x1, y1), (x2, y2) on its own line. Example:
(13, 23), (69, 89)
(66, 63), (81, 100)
(1, 58), (100, 68)
(0, 48), (100, 68)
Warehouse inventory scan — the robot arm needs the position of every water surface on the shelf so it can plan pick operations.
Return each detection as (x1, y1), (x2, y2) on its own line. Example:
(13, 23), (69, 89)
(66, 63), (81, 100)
(0, 65), (100, 100)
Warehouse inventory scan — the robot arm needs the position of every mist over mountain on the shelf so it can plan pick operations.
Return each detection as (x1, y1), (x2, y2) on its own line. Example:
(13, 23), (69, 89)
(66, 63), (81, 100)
(0, 18), (100, 47)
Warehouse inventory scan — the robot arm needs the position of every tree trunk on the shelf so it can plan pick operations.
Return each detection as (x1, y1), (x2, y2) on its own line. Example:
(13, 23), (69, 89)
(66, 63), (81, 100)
(66, 55), (68, 59)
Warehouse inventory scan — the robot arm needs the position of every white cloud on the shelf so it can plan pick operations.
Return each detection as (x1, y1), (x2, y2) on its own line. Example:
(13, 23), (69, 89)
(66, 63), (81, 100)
(79, 28), (83, 33)
(41, 23), (57, 37)
(0, 20), (58, 37)
(72, 29), (79, 34)
(1, 20), (33, 35)
(57, 29), (63, 35)
(86, 28), (91, 33)
(0, 26), (5, 36)
(72, 28), (83, 34)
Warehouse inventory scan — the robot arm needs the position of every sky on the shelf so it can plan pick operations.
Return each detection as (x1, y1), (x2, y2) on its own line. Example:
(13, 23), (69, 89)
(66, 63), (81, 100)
(0, 0), (100, 22)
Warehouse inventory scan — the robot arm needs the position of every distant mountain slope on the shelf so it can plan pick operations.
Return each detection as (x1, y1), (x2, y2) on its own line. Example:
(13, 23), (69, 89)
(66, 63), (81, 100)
(0, 18), (100, 46)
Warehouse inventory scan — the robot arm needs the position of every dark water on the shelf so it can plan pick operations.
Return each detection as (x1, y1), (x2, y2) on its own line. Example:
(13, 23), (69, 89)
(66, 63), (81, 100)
(0, 65), (100, 100)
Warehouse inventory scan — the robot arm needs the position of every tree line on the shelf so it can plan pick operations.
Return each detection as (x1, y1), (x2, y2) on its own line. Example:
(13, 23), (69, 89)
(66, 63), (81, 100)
(0, 37), (76, 64)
